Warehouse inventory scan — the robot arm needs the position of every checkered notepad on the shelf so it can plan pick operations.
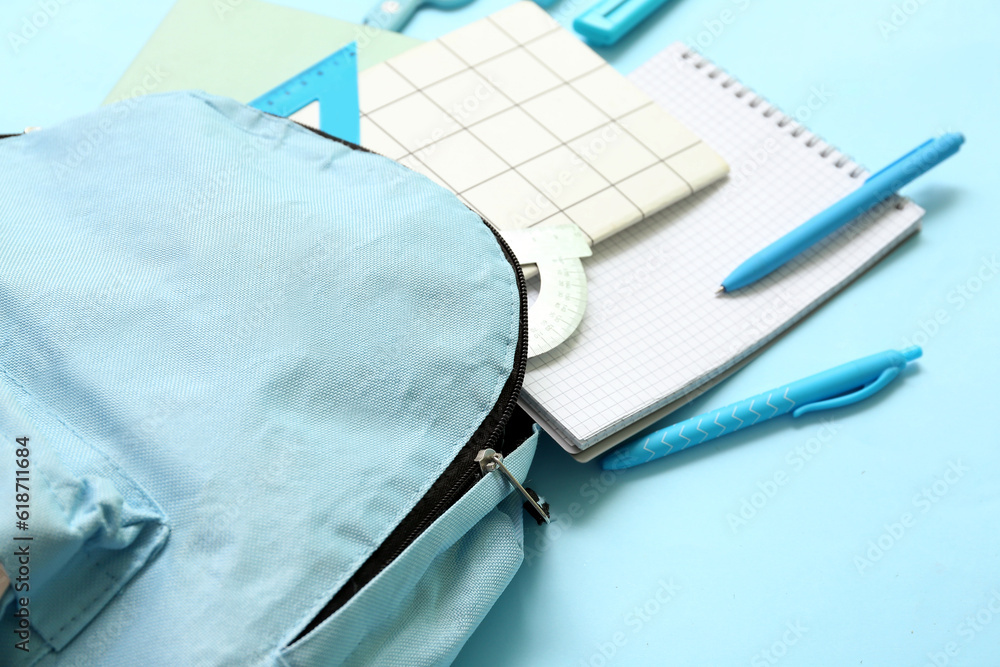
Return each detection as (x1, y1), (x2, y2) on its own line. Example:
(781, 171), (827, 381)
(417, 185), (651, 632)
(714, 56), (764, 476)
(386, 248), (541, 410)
(358, 2), (727, 244)
(518, 43), (926, 459)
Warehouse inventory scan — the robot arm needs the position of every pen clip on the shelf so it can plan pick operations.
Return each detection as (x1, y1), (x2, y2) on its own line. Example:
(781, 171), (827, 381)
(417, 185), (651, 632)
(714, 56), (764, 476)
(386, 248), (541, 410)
(792, 366), (901, 417)
(865, 138), (934, 182)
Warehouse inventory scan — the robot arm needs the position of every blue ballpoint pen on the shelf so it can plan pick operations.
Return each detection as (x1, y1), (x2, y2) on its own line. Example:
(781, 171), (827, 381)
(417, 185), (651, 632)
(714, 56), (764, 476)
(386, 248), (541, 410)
(719, 133), (965, 293)
(574, 0), (679, 47)
(603, 346), (922, 470)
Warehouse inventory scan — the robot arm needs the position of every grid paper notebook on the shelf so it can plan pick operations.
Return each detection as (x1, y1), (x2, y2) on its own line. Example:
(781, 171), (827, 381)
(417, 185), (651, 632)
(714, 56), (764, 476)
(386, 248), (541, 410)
(520, 42), (925, 459)
(357, 2), (727, 245)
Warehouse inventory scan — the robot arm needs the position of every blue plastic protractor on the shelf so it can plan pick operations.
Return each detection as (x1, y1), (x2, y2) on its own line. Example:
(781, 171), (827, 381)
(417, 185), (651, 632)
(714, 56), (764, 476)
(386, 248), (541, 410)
(250, 43), (360, 144)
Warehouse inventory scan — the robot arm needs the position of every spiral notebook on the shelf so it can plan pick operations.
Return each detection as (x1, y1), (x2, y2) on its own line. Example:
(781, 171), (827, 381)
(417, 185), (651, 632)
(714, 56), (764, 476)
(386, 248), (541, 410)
(520, 42), (925, 461)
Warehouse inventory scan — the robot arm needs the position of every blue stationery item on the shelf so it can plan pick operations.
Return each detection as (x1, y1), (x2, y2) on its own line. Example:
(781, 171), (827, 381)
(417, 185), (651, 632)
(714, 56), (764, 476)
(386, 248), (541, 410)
(603, 346), (923, 470)
(720, 133), (965, 292)
(0, 91), (542, 666)
(249, 43), (360, 144)
(363, 0), (476, 32)
(573, 0), (678, 47)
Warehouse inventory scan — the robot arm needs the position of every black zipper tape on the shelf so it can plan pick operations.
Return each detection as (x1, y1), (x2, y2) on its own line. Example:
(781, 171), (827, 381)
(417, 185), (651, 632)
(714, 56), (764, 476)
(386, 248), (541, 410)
(287, 125), (531, 645)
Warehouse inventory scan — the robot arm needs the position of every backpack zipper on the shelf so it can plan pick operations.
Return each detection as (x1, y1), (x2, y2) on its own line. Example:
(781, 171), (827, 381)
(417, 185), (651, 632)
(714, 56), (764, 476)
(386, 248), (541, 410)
(288, 126), (536, 645)
(475, 447), (549, 521)
(2, 121), (542, 644)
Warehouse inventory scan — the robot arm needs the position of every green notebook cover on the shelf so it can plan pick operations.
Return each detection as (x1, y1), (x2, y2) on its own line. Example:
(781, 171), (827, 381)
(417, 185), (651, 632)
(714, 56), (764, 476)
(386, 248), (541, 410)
(104, 0), (421, 105)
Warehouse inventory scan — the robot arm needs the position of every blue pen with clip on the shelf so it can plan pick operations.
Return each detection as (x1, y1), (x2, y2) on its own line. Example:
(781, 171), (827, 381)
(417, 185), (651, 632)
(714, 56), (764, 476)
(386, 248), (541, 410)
(719, 133), (965, 293)
(603, 347), (922, 470)
(574, 0), (679, 47)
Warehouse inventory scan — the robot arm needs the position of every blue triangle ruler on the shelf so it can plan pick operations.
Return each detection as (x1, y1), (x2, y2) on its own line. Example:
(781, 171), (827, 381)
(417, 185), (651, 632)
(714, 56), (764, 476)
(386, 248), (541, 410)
(250, 42), (360, 144)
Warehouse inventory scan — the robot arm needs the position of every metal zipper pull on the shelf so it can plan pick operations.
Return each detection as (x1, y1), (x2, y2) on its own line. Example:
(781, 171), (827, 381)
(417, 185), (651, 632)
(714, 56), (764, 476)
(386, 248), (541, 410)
(475, 448), (550, 523)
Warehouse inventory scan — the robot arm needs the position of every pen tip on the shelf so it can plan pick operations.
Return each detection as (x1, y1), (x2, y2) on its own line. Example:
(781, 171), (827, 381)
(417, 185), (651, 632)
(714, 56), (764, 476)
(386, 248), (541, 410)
(601, 457), (628, 471)
(714, 285), (726, 296)
(602, 450), (635, 471)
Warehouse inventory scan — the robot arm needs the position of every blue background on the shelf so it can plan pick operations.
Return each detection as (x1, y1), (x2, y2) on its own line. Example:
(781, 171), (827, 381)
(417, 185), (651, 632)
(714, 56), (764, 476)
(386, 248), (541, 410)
(3, 0), (998, 665)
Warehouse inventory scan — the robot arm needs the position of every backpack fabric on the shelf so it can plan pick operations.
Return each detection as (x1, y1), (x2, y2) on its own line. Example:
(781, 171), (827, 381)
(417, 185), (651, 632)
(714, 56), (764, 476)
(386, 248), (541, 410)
(0, 91), (537, 666)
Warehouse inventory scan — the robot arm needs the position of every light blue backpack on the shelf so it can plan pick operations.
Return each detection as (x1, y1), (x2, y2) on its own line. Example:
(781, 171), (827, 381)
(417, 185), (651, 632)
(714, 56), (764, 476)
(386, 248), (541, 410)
(0, 91), (543, 666)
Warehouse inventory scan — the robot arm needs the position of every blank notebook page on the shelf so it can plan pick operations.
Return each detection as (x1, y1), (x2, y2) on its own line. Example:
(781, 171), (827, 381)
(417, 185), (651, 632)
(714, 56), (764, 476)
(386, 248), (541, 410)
(520, 42), (924, 452)
(357, 2), (727, 245)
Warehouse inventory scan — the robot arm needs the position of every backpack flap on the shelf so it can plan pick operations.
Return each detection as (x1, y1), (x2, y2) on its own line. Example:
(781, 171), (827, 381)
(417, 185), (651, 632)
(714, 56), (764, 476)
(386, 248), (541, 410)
(0, 91), (535, 666)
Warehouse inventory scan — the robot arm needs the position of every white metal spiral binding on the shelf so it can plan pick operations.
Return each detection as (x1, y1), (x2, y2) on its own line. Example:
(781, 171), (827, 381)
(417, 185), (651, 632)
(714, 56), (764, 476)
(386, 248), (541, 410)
(678, 46), (896, 191)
